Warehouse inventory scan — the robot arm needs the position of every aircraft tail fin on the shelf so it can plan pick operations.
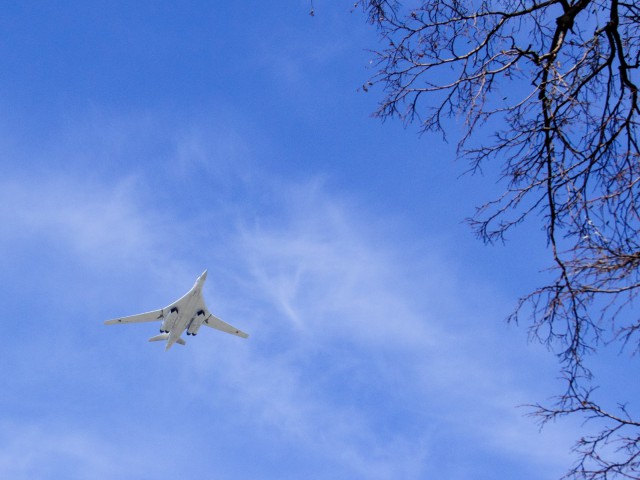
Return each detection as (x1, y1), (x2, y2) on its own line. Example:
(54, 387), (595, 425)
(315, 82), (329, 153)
(148, 333), (169, 342)
(151, 333), (186, 350)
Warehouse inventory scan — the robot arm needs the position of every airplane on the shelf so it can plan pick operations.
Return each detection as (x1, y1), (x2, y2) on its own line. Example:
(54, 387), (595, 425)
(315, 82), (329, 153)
(104, 270), (248, 350)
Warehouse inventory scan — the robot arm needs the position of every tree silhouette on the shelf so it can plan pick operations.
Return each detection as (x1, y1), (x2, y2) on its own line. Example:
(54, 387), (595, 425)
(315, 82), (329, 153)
(357, 1), (640, 477)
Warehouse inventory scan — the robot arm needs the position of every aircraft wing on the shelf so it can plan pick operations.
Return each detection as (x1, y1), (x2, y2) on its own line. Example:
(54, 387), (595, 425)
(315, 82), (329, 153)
(104, 309), (164, 325)
(203, 313), (249, 339)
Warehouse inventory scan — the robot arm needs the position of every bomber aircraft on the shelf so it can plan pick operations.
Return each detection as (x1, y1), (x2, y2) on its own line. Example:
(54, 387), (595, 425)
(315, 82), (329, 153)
(105, 270), (248, 350)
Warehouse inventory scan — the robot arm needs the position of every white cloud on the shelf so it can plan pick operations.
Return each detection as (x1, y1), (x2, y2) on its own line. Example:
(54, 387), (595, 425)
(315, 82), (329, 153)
(0, 119), (575, 480)
(185, 176), (574, 478)
(0, 419), (212, 480)
(236, 179), (439, 345)
(0, 174), (157, 265)
(0, 422), (135, 480)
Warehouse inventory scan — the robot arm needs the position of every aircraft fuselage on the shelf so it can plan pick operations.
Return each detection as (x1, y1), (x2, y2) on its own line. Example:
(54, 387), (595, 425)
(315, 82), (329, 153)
(162, 275), (207, 350)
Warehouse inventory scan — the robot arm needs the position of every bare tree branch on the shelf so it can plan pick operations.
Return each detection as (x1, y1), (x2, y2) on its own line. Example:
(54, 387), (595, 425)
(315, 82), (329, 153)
(357, 0), (640, 477)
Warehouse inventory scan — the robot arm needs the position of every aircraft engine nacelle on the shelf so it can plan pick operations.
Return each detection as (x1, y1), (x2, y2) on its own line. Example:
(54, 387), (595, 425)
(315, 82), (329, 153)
(160, 308), (178, 333)
(187, 313), (205, 336)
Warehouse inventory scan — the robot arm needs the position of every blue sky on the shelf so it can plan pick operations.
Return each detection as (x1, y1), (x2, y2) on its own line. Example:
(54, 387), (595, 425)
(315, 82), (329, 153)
(0, 2), (622, 479)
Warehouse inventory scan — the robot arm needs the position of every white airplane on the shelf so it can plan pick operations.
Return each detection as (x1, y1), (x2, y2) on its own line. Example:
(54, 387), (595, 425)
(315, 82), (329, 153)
(105, 270), (248, 350)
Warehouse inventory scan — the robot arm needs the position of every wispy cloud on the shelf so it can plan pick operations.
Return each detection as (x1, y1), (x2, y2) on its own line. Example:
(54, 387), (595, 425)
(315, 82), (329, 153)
(0, 422), (117, 480)
(186, 175), (574, 478)
(0, 118), (574, 479)
(0, 420), (196, 480)
(0, 175), (154, 263)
